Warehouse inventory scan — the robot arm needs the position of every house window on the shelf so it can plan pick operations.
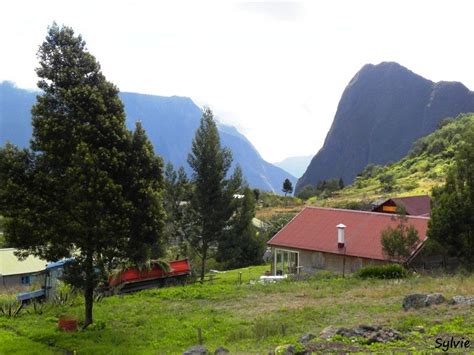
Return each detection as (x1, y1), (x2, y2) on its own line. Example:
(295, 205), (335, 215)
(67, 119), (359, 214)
(274, 248), (299, 275)
(21, 276), (31, 285)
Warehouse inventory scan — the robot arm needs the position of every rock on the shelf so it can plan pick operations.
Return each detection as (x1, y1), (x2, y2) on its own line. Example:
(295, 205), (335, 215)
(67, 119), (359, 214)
(183, 345), (208, 355)
(425, 293), (445, 306)
(413, 326), (425, 333)
(274, 344), (296, 354)
(298, 333), (316, 344)
(403, 294), (428, 310)
(214, 347), (229, 354)
(328, 325), (403, 343)
(403, 293), (445, 310)
(336, 328), (358, 337)
(449, 295), (474, 305)
(319, 326), (338, 339)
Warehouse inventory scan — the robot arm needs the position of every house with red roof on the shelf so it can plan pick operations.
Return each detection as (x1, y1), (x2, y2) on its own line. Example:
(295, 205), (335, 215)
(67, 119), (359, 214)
(372, 195), (431, 216)
(267, 207), (429, 275)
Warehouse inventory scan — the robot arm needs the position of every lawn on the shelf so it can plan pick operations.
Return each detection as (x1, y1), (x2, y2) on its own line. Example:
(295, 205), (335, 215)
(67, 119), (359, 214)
(0, 266), (473, 354)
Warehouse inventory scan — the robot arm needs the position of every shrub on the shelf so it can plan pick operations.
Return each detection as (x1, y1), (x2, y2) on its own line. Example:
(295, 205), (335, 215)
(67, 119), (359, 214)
(356, 264), (408, 279)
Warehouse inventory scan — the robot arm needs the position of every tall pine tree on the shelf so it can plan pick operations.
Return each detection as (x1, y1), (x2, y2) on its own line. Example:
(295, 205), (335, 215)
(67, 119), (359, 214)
(187, 107), (241, 281)
(0, 24), (165, 327)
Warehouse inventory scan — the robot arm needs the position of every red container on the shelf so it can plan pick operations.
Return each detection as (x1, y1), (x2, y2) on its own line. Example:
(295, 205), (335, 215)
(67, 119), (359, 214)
(58, 317), (78, 332)
(109, 259), (190, 287)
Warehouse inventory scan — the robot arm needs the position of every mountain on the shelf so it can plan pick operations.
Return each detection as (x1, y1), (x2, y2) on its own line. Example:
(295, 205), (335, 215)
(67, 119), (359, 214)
(273, 155), (313, 178)
(296, 62), (474, 193)
(316, 113), (474, 209)
(0, 81), (295, 192)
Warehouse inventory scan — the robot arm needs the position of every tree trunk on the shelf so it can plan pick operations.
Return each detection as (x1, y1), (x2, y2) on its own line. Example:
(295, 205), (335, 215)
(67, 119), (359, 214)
(83, 254), (94, 329)
(200, 243), (207, 282)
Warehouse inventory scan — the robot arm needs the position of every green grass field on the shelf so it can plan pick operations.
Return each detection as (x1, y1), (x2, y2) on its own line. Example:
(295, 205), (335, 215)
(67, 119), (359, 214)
(1, 266), (473, 354)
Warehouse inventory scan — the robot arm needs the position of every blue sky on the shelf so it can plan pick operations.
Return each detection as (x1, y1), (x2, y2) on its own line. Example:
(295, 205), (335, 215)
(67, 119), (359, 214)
(2, 0), (474, 162)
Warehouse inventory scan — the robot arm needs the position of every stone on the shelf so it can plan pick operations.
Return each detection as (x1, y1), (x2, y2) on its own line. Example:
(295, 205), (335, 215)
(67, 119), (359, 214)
(403, 294), (428, 310)
(319, 326), (338, 339)
(274, 344), (296, 354)
(298, 333), (316, 344)
(214, 347), (229, 354)
(425, 293), (445, 306)
(336, 328), (358, 337)
(449, 295), (474, 305)
(413, 326), (425, 333)
(183, 345), (208, 355)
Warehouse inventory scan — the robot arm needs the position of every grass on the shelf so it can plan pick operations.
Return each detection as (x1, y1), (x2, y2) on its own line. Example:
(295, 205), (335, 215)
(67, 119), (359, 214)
(0, 266), (473, 354)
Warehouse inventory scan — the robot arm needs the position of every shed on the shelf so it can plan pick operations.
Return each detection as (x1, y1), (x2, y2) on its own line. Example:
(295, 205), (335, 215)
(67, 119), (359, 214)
(372, 195), (431, 216)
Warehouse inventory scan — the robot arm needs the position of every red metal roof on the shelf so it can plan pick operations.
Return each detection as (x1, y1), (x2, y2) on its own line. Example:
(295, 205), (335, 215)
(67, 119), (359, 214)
(267, 207), (429, 261)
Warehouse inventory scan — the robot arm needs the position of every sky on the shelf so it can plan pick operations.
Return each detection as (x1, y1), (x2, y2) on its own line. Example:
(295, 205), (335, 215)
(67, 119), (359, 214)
(2, 0), (474, 163)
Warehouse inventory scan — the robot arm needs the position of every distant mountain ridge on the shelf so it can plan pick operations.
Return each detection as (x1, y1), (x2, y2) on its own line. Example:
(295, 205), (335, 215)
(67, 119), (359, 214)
(0, 81), (295, 192)
(273, 155), (313, 178)
(296, 62), (474, 193)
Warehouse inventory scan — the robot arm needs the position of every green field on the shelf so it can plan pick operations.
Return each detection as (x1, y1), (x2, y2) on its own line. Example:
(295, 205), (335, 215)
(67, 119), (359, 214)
(1, 266), (473, 354)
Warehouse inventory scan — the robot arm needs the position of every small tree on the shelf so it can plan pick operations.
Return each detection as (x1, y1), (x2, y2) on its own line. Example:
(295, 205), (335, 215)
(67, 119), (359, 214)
(217, 187), (265, 269)
(381, 208), (420, 262)
(282, 178), (293, 196)
(163, 162), (190, 247)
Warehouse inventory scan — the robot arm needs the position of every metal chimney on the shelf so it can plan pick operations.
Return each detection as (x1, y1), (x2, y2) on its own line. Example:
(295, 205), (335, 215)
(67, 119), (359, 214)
(337, 223), (346, 248)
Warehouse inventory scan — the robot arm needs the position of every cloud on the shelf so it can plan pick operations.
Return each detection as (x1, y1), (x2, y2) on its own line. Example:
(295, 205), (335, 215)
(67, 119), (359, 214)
(237, 1), (304, 22)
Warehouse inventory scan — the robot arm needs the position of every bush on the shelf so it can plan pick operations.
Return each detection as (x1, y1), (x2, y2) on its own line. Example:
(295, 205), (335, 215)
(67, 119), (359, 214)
(356, 264), (408, 279)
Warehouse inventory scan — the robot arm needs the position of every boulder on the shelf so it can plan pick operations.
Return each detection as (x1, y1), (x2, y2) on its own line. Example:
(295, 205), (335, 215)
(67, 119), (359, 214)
(403, 293), (445, 310)
(425, 293), (445, 306)
(449, 295), (474, 305)
(403, 294), (428, 310)
(183, 345), (208, 355)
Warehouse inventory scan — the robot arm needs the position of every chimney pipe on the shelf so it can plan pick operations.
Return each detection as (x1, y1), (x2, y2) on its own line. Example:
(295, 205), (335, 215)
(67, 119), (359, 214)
(337, 223), (346, 248)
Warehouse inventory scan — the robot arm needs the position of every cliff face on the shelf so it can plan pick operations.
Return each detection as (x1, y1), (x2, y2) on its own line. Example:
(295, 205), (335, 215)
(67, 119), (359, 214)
(296, 62), (474, 193)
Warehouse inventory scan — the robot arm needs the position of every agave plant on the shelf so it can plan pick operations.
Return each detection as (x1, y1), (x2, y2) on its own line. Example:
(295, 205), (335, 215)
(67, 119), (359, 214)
(0, 300), (23, 318)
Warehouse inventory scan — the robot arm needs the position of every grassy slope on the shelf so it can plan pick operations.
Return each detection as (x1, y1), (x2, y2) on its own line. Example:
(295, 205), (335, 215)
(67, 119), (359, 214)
(310, 113), (474, 208)
(1, 266), (473, 354)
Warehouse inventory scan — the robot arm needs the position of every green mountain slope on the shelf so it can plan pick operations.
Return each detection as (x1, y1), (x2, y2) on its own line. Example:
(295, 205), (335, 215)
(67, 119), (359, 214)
(313, 113), (474, 208)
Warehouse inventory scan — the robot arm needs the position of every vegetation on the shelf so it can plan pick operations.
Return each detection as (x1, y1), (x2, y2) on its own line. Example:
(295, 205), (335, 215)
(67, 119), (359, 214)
(312, 113), (474, 207)
(381, 210), (420, 262)
(217, 188), (266, 269)
(282, 178), (293, 196)
(186, 108), (244, 281)
(0, 24), (165, 328)
(296, 178), (344, 200)
(356, 264), (408, 279)
(0, 266), (473, 353)
(428, 123), (474, 269)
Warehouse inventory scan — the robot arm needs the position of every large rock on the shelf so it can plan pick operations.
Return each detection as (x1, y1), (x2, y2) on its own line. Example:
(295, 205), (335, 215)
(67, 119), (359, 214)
(449, 295), (474, 305)
(403, 293), (445, 310)
(296, 62), (474, 192)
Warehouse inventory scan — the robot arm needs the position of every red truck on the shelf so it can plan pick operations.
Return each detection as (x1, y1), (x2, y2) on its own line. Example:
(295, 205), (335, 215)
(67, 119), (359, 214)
(108, 259), (191, 294)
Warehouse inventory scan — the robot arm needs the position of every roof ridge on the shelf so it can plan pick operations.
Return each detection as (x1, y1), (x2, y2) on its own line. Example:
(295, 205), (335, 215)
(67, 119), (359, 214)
(304, 206), (430, 220)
